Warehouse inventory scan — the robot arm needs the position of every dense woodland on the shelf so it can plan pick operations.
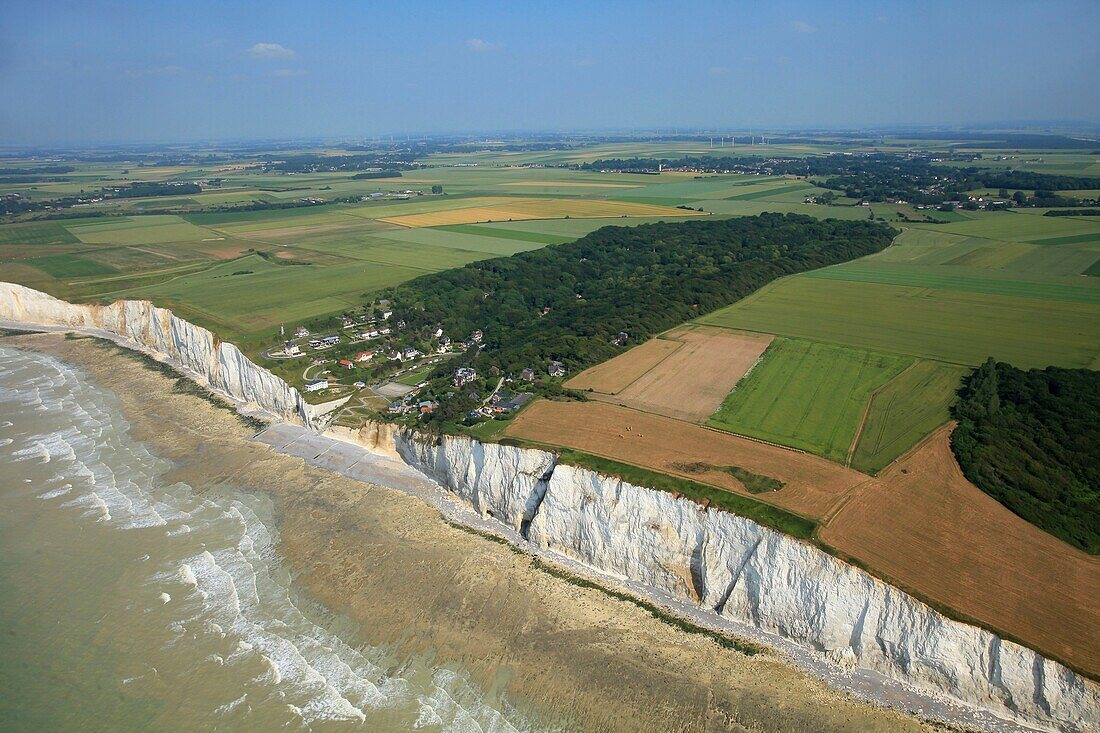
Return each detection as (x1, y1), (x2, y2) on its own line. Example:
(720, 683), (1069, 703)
(583, 153), (1100, 206)
(951, 359), (1100, 554)
(384, 214), (897, 408)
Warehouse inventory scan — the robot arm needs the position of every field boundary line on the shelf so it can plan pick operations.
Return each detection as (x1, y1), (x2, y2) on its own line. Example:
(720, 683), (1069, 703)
(576, 337), (687, 396)
(845, 360), (920, 468)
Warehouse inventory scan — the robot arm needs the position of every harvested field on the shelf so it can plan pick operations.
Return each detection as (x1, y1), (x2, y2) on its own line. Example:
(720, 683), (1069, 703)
(566, 338), (683, 394)
(377, 198), (704, 228)
(504, 400), (867, 520)
(567, 326), (773, 422)
(820, 426), (1100, 678)
(501, 181), (641, 188)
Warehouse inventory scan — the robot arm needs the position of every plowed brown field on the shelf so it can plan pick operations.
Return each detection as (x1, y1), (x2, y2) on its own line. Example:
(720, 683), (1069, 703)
(506, 401), (1100, 678)
(504, 400), (867, 520)
(566, 326), (773, 422)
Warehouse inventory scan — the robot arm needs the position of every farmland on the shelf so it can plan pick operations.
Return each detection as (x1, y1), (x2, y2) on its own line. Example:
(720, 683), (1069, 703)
(567, 325), (773, 422)
(699, 277), (1100, 369)
(707, 339), (912, 462)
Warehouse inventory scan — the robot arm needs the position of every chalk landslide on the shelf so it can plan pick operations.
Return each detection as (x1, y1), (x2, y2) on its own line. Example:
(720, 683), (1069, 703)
(393, 430), (1099, 733)
(0, 282), (338, 429)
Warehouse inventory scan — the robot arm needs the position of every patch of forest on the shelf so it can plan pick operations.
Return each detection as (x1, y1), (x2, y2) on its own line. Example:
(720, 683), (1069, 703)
(385, 213), (897, 380)
(951, 359), (1100, 554)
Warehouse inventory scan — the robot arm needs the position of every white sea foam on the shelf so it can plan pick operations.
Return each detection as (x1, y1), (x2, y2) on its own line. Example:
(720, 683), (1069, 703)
(0, 346), (542, 732)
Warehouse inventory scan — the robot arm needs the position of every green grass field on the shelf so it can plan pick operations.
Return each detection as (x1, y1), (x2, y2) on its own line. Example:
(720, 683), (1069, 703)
(850, 360), (970, 473)
(24, 254), (118, 278)
(0, 221), (79, 245)
(700, 276), (1100, 369)
(707, 338), (912, 462)
(116, 254), (422, 337)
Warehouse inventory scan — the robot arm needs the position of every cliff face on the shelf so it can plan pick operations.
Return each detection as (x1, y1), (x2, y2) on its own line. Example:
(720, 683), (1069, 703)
(394, 429), (1099, 733)
(0, 283), (338, 429)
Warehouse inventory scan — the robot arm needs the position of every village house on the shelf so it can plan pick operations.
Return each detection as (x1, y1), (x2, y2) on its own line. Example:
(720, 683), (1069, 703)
(304, 378), (329, 393)
(380, 309), (393, 320)
(549, 361), (566, 377)
(283, 342), (301, 356)
(401, 347), (421, 361)
(378, 327), (391, 335)
(432, 326), (444, 339)
(355, 351), (373, 362)
(353, 381), (366, 389)
(294, 326), (309, 339)
(470, 329), (484, 343)
(520, 367), (535, 382)
(341, 316), (355, 329)
(338, 359), (354, 369)
(454, 366), (477, 388)
(308, 338), (322, 349)
(611, 331), (629, 346)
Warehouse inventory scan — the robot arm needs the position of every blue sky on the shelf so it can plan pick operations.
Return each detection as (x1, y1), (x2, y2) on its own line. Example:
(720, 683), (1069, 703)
(1, 0), (1097, 145)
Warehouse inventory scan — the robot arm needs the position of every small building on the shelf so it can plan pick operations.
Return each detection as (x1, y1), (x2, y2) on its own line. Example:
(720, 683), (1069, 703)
(308, 339), (322, 349)
(433, 327), (444, 339)
(378, 327), (391, 336)
(283, 342), (301, 356)
(520, 368), (535, 382)
(294, 326), (309, 338)
(338, 359), (354, 369)
(470, 330), (484, 343)
(401, 347), (420, 361)
(549, 361), (566, 378)
(353, 381), (366, 389)
(304, 379), (329, 393)
(355, 351), (373, 362)
(322, 335), (341, 347)
(611, 331), (629, 347)
(380, 310), (393, 320)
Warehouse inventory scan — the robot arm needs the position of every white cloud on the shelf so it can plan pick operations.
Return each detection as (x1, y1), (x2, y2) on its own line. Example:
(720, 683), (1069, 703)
(273, 68), (306, 77)
(246, 42), (296, 60)
(708, 66), (729, 76)
(792, 19), (816, 33)
(465, 38), (501, 52)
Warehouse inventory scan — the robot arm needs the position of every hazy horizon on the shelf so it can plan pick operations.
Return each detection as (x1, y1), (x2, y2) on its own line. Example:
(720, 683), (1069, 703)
(2, 0), (1098, 146)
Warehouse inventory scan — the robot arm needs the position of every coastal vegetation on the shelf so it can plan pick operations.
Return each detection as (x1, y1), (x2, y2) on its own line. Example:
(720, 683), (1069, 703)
(951, 359), (1100, 554)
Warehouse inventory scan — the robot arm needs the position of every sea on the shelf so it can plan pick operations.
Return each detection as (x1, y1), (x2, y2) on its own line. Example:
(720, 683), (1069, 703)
(0, 344), (544, 732)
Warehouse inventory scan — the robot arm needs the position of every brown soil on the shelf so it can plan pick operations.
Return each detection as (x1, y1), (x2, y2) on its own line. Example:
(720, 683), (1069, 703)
(567, 326), (773, 423)
(505, 400), (867, 520)
(4, 331), (933, 733)
(566, 338), (682, 393)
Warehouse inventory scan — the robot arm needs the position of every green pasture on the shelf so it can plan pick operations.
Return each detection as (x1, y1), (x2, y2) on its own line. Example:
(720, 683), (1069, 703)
(116, 254), (422, 337)
(0, 221), (79, 246)
(707, 338), (912, 462)
(24, 254), (118, 278)
(850, 360), (969, 473)
(699, 276), (1100, 369)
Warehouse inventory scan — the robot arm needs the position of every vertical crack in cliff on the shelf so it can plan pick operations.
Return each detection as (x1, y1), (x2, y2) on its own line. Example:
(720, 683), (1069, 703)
(520, 457), (557, 539)
(848, 598), (871, 654)
(689, 529), (708, 602)
(715, 535), (764, 616)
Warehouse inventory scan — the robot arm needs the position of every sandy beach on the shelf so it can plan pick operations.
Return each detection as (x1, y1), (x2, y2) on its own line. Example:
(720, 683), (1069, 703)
(4, 330), (938, 733)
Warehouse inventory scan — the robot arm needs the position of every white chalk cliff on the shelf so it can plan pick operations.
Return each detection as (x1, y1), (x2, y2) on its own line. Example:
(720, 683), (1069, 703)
(394, 429), (1099, 733)
(0, 282), (340, 429)
(2, 282), (1096, 731)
